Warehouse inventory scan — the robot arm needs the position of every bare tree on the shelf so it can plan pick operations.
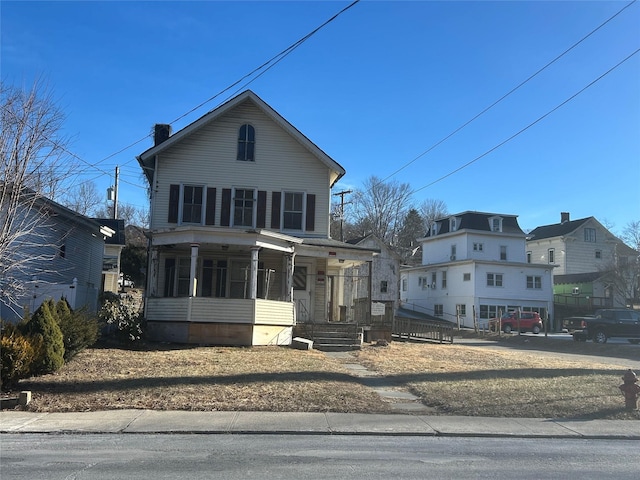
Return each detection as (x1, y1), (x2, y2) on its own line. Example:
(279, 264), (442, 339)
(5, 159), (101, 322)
(94, 201), (149, 228)
(419, 198), (449, 233)
(349, 176), (413, 245)
(1, 80), (73, 314)
(61, 181), (103, 216)
(620, 220), (640, 252)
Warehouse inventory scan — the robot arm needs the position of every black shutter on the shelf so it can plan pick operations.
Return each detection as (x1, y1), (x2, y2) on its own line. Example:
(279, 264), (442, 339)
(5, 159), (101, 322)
(205, 188), (216, 225)
(305, 194), (316, 232)
(221, 189), (232, 226)
(271, 192), (281, 229)
(168, 184), (179, 223)
(257, 190), (267, 228)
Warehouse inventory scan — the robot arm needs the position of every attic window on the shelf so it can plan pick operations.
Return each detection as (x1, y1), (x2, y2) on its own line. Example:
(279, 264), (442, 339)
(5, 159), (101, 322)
(237, 124), (255, 161)
(489, 216), (503, 232)
(430, 223), (438, 236)
(449, 217), (458, 232)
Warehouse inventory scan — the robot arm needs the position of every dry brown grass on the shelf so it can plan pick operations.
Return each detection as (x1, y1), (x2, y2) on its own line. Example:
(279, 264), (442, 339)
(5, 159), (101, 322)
(355, 341), (640, 420)
(10, 337), (640, 420)
(18, 345), (387, 414)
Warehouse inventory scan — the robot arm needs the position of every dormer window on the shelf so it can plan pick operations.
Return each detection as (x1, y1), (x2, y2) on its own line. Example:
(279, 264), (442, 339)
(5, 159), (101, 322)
(430, 223), (439, 236)
(449, 217), (458, 232)
(237, 124), (255, 161)
(489, 216), (503, 232)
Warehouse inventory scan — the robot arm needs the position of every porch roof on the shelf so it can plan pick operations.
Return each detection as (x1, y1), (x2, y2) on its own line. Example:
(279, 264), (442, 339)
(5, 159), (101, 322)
(150, 227), (300, 253)
(149, 227), (378, 264)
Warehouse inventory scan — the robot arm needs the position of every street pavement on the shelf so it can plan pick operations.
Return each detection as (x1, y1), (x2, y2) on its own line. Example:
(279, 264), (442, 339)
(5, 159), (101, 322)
(1, 409), (639, 439)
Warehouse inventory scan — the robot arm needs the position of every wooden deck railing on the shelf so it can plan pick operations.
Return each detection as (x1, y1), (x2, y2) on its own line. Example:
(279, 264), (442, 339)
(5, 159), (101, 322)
(392, 317), (454, 344)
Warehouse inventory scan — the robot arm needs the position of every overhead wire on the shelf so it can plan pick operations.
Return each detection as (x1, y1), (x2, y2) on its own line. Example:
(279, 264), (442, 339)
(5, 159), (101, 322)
(3, 0), (362, 197)
(111, 0), (362, 169)
(409, 47), (640, 196)
(376, 0), (638, 185)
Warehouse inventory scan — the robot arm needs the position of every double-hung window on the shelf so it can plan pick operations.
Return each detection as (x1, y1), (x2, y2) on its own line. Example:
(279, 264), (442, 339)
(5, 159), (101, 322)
(283, 192), (304, 230)
(237, 124), (255, 161)
(233, 188), (255, 227)
(182, 185), (203, 224)
(584, 228), (596, 243)
(487, 273), (503, 287)
(526, 276), (542, 289)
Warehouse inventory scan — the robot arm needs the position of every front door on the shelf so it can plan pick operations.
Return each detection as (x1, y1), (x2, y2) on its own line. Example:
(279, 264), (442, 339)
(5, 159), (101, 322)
(293, 263), (312, 322)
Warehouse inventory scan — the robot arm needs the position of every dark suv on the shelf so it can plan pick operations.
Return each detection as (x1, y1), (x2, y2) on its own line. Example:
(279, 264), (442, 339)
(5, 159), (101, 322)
(572, 309), (640, 344)
(489, 311), (543, 334)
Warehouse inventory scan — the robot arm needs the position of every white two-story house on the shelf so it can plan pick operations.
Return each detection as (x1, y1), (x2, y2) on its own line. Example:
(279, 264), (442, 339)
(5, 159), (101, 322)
(136, 90), (376, 346)
(400, 211), (554, 328)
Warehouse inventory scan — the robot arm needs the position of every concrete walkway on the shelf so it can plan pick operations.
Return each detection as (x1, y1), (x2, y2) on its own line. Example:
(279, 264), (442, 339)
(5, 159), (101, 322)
(1, 410), (639, 438)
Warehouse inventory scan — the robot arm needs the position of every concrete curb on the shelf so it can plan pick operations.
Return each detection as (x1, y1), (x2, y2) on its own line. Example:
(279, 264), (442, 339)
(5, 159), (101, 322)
(1, 410), (639, 439)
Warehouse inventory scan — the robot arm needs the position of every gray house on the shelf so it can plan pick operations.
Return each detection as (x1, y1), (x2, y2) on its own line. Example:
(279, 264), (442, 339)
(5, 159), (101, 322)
(1, 188), (112, 321)
(527, 212), (638, 310)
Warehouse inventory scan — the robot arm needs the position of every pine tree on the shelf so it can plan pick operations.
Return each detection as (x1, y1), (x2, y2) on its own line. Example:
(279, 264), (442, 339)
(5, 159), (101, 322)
(24, 299), (65, 374)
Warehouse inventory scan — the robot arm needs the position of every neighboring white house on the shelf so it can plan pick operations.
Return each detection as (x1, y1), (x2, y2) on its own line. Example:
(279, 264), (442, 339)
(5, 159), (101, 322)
(344, 235), (401, 323)
(400, 211), (554, 328)
(527, 212), (638, 309)
(136, 90), (376, 346)
(0, 187), (112, 321)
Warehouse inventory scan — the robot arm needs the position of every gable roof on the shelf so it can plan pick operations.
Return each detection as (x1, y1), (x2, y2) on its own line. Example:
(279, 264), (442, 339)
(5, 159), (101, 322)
(346, 234), (402, 260)
(527, 217), (592, 241)
(425, 211), (524, 237)
(137, 90), (346, 186)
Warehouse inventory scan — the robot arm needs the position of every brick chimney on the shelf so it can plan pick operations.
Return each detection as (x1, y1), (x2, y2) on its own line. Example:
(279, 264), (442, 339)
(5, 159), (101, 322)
(153, 124), (172, 146)
(561, 212), (570, 224)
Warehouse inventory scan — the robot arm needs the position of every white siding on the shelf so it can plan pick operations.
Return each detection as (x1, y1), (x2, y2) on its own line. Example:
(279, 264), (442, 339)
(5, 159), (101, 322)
(151, 102), (331, 236)
(255, 299), (295, 325)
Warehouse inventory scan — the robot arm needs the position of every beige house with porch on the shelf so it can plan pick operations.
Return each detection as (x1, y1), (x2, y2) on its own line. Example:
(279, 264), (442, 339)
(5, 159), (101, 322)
(137, 90), (376, 346)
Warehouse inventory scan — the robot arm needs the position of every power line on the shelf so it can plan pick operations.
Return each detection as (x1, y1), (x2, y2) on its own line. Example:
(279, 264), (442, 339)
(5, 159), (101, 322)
(410, 48), (640, 196)
(114, 0), (362, 170)
(377, 0), (638, 185)
(2, 1), (362, 193)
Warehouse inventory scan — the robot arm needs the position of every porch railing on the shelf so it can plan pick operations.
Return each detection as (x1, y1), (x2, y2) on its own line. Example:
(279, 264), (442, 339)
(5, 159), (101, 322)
(392, 317), (454, 344)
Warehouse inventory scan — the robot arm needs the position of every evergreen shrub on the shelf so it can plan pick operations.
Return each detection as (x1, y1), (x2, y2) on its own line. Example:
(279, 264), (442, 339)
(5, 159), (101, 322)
(0, 323), (39, 391)
(21, 299), (65, 374)
(54, 299), (98, 361)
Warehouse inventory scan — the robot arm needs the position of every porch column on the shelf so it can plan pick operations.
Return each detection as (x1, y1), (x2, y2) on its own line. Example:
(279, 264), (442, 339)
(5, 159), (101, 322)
(368, 260), (373, 318)
(285, 253), (295, 302)
(249, 246), (260, 300)
(148, 247), (159, 297)
(189, 244), (199, 297)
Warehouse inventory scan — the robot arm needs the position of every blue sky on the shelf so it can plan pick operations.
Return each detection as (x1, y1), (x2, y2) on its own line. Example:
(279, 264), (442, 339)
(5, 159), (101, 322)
(2, 0), (639, 234)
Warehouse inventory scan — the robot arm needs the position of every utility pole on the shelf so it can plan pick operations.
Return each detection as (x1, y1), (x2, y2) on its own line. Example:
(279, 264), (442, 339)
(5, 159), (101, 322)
(113, 165), (119, 219)
(332, 190), (352, 242)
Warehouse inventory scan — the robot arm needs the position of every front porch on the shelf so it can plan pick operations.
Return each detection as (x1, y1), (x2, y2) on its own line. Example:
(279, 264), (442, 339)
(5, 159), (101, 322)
(146, 297), (295, 345)
(143, 228), (379, 346)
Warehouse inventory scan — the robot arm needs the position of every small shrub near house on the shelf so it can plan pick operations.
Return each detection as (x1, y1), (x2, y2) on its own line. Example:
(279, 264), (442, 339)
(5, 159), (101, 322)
(98, 292), (145, 343)
(20, 299), (65, 375)
(54, 298), (99, 362)
(0, 323), (41, 391)
(1, 299), (100, 391)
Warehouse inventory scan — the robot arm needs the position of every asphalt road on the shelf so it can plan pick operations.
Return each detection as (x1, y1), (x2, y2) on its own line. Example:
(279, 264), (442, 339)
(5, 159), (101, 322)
(1, 434), (639, 479)
(455, 334), (640, 370)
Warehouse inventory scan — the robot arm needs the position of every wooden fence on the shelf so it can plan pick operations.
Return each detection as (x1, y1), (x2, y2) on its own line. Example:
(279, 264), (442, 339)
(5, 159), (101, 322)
(392, 317), (454, 344)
